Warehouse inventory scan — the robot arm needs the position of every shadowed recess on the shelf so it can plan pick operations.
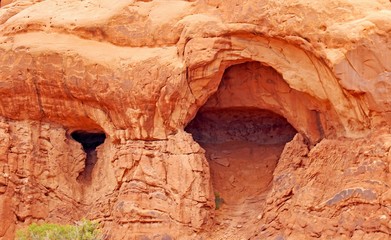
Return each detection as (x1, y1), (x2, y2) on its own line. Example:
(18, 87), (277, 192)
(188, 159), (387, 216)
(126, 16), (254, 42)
(185, 96), (298, 234)
(71, 131), (106, 182)
(185, 108), (297, 145)
(71, 131), (106, 150)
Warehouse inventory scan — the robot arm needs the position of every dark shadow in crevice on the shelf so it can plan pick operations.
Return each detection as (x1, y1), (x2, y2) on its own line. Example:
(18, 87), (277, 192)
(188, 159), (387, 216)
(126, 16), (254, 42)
(71, 131), (106, 182)
(185, 108), (297, 145)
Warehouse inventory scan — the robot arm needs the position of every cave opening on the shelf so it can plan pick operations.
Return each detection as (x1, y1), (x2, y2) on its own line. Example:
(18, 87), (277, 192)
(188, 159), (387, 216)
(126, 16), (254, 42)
(71, 130), (106, 182)
(185, 108), (297, 204)
(185, 61), (298, 234)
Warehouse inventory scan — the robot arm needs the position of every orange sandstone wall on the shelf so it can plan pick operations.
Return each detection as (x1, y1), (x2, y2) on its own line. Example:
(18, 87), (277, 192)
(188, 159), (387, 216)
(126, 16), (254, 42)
(0, 0), (390, 239)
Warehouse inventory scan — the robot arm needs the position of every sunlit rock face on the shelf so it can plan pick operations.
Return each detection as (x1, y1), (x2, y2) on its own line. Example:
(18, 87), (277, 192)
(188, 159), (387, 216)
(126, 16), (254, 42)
(0, 0), (390, 239)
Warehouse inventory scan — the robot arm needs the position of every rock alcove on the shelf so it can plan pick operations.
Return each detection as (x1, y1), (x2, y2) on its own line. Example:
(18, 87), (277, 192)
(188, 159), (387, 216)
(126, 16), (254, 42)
(185, 61), (299, 234)
(71, 130), (106, 182)
(186, 108), (297, 204)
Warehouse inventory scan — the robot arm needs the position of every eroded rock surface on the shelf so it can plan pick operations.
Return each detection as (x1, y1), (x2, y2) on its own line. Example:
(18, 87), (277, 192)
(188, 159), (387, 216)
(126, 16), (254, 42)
(260, 132), (391, 239)
(0, 0), (390, 239)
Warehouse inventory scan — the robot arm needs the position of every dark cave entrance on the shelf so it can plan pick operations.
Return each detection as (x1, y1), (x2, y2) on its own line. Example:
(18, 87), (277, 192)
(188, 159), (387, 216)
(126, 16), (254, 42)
(185, 108), (297, 205)
(186, 108), (297, 145)
(71, 131), (106, 182)
(185, 107), (297, 235)
(185, 62), (299, 223)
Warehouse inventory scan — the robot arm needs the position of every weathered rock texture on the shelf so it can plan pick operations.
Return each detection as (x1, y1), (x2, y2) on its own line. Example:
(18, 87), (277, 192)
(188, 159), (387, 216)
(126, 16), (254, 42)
(261, 132), (391, 239)
(0, 0), (390, 239)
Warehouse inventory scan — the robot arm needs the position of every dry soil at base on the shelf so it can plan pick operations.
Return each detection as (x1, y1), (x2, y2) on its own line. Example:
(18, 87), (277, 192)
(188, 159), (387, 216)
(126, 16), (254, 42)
(201, 141), (285, 240)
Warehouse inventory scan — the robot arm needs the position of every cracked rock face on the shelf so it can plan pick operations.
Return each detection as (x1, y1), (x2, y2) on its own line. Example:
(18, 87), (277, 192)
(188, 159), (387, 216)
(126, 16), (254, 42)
(0, 0), (390, 239)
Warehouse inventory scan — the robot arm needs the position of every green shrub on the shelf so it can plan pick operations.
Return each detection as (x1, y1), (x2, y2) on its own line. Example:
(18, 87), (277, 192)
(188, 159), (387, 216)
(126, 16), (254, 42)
(214, 192), (224, 210)
(16, 219), (102, 240)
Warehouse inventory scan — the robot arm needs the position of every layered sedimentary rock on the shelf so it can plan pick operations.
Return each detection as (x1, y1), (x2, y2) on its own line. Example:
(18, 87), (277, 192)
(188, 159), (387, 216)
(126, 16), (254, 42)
(0, 0), (390, 239)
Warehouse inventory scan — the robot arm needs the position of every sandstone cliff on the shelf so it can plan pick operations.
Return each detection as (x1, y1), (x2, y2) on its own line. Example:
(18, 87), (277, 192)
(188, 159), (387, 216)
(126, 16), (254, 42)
(0, 0), (390, 239)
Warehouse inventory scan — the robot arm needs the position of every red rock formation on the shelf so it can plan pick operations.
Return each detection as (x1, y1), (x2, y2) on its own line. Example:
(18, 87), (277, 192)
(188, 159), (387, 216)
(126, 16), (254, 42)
(0, 0), (390, 239)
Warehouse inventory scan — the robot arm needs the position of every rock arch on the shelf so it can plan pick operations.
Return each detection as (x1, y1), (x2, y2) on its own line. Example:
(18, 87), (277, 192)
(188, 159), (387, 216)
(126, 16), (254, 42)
(183, 35), (369, 144)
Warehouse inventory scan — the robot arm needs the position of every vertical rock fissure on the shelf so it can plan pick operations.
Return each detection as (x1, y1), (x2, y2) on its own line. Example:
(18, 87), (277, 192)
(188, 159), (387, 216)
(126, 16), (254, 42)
(71, 131), (106, 182)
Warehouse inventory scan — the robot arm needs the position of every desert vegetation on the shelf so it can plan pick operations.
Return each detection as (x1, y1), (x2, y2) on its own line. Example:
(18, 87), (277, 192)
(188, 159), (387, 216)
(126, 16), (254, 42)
(16, 219), (102, 240)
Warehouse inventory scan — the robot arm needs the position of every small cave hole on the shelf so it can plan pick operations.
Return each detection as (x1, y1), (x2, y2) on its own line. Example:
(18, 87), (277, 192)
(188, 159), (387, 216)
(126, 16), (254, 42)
(71, 130), (106, 182)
